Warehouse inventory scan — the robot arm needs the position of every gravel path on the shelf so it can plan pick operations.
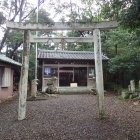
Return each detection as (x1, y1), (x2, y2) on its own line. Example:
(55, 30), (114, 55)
(0, 94), (140, 140)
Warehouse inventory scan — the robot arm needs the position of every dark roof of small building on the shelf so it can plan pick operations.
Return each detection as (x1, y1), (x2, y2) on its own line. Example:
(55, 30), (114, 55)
(0, 54), (22, 66)
(38, 49), (109, 60)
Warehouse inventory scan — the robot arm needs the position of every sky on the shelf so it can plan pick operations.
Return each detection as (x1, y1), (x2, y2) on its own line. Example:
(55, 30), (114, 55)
(29, 0), (74, 21)
(29, 0), (98, 22)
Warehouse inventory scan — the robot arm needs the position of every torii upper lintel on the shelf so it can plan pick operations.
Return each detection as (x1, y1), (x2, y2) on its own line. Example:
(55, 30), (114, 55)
(6, 21), (118, 31)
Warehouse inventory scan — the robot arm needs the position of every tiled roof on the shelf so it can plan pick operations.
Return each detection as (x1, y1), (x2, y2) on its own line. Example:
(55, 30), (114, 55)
(0, 54), (22, 66)
(37, 49), (109, 60)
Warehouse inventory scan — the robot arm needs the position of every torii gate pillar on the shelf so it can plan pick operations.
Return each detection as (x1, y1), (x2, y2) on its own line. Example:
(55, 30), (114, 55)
(18, 30), (30, 120)
(94, 29), (105, 119)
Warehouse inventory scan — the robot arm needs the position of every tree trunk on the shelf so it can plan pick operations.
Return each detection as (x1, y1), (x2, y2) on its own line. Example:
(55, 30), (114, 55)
(19, 0), (25, 22)
(9, 42), (22, 58)
(0, 29), (10, 51)
(115, 44), (118, 55)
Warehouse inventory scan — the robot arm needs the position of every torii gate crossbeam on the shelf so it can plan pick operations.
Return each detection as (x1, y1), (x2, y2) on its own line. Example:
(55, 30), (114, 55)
(7, 21), (117, 30)
(6, 21), (118, 120)
(30, 36), (94, 43)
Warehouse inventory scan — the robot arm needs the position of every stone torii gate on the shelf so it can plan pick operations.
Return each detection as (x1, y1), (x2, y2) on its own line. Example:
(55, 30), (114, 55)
(6, 21), (118, 120)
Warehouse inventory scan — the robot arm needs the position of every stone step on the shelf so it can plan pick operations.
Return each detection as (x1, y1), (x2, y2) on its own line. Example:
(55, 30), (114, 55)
(57, 87), (93, 94)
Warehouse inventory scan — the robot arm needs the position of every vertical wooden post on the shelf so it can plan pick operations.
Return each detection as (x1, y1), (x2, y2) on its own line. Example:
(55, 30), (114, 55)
(42, 61), (44, 91)
(72, 68), (74, 82)
(18, 30), (30, 120)
(94, 29), (105, 119)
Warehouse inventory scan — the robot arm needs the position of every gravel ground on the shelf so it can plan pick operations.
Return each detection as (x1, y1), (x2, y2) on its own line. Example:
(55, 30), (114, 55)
(0, 94), (140, 140)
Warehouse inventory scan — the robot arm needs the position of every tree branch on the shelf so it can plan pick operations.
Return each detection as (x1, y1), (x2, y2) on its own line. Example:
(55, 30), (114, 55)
(10, 42), (22, 58)
(0, 28), (10, 51)
(21, 7), (37, 21)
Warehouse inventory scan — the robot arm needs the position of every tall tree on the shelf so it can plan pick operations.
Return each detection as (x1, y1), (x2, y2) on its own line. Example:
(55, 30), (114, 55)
(4, 8), (53, 58)
(0, 0), (28, 51)
(0, 0), (46, 53)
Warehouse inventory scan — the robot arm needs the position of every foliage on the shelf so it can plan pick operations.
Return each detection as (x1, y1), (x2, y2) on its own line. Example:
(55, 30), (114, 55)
(99, 0), (140, 31)
(0, 0), (31, 51)
(5, 30), (23, 57)
(118, 0), (140, 32)
(2, 8), (54, 81)
(102, 28), (132, 58)
(28, 9), (53, 23)
(27, 9), (53, 36)
(101, 27), (140, 88)
(98, 0), (140, 88)
(106, 46), (140, 88)
(108, 49), (140, 74)
(28, 46), (36, 81)
(119, 88), (139, 100)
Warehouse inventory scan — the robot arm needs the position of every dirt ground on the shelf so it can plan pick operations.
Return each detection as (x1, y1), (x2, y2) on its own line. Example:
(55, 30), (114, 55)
(0, 94), (140, 140)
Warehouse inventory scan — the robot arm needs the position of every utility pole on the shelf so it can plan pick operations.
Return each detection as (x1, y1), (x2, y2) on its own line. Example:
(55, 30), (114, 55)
(35, 0), (39, 80)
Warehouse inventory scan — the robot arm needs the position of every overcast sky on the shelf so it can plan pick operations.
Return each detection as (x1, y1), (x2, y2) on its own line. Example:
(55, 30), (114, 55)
(29, 0), (98, 22)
